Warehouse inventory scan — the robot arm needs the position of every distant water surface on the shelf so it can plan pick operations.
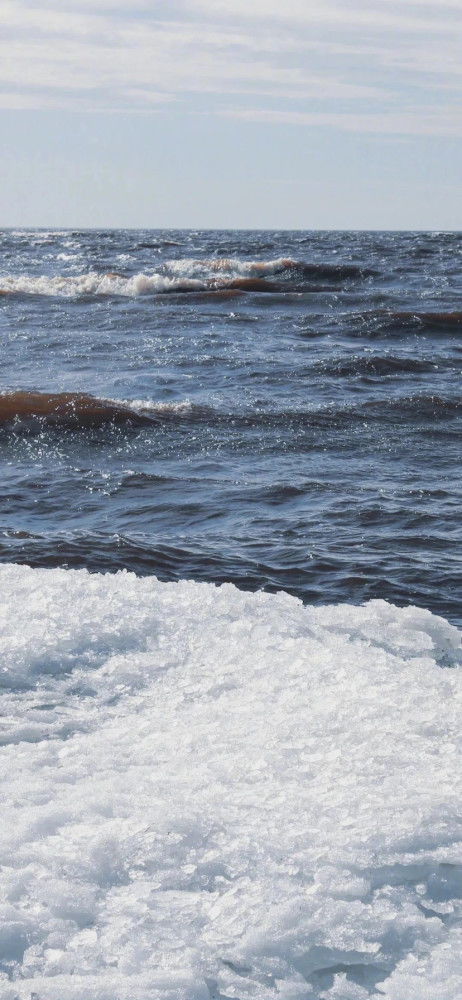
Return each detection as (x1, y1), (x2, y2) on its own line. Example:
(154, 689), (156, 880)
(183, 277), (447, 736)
(0, 229), (460, 622)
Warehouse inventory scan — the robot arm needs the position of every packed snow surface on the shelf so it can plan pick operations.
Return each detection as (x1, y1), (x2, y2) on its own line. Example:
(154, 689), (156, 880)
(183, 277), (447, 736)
(0, 564), (461, 1000)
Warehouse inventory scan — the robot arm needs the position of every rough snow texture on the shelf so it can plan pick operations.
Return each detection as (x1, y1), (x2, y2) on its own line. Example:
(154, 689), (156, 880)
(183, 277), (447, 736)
(0, 564), (461, 1000)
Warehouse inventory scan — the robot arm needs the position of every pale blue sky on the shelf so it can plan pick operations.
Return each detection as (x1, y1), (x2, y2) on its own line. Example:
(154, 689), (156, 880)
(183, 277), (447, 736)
(1, 0), (461, 228)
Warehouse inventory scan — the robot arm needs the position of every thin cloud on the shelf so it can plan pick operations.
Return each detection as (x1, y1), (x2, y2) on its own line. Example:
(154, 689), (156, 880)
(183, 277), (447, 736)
(224, 106), (462, 138)
(0, 0), (460, 136)
(189, 0), (460, 34)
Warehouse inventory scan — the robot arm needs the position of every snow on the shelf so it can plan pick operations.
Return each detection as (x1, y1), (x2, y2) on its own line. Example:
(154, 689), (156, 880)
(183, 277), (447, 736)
(0, 564), (461, 1000)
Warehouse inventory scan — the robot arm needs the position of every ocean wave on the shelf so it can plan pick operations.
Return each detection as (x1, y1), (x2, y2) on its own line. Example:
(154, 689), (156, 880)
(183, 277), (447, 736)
(349, 309), (462, 336)
(0, 390), (459, 435)
(0, 392), (197, 429)
(218, 394), (462, 428)
(315, 354), (442, 377)
(164, 255), (299, 277)
(364, 392), (462, 418)
(0, 564), (461, 999)
(236, 394), (462, 428)
(393, 310), (462, 327)
(0, 256), (373, 298)
(9, 229), (70, 239)
(0, 271), (206, 298)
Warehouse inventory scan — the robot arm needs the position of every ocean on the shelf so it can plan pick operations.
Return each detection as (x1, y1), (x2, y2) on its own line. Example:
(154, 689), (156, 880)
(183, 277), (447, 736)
(0, 229), (461, 1000)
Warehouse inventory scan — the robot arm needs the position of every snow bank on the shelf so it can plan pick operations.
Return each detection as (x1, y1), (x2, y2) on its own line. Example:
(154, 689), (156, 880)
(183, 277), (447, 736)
(0, 564), (460, 1000)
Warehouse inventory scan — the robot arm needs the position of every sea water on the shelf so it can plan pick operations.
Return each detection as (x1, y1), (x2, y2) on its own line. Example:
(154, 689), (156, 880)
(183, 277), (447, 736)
(0, 229), (461, 999)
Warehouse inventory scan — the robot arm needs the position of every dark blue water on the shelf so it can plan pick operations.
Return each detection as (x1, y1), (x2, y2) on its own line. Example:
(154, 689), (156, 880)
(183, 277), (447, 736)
(0, 229), (460, 622)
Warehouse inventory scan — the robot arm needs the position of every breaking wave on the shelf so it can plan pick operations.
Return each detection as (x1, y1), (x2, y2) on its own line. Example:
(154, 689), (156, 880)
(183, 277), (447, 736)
(0, 392), (196, 429)
(0, 390), (459, 435)
(0, 257), (373, 298)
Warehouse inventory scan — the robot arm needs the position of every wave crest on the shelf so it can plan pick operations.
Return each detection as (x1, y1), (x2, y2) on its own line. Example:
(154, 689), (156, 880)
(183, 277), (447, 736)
(0, 256), (371, 298)
(0, 392), (195, 428)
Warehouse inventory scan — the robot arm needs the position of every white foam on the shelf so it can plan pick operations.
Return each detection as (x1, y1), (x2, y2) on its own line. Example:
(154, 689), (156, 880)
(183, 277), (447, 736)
(164, 256), (295, 277)
(0, 564), (461, 999)
(0, 272), (204, 298)
(109, 397), (196, 416)
(9, 230), (70, 239)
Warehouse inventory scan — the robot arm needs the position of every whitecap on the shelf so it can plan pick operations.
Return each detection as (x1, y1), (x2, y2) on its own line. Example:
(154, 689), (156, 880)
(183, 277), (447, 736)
(0, 258), (298, 298)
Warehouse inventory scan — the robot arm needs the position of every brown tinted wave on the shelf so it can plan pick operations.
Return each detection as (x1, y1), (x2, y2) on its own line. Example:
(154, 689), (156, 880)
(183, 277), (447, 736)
(0, 392), (153, 428)
(391, 310), (462, 327)
(226, 277), (282, 292)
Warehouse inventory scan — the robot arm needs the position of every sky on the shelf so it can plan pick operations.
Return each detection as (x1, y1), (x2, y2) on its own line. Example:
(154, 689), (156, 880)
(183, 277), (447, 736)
(0, 0), (461, 229)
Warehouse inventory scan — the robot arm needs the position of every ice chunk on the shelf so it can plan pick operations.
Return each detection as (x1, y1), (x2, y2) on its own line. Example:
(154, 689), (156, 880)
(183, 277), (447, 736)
(0, 565), (461, 999)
